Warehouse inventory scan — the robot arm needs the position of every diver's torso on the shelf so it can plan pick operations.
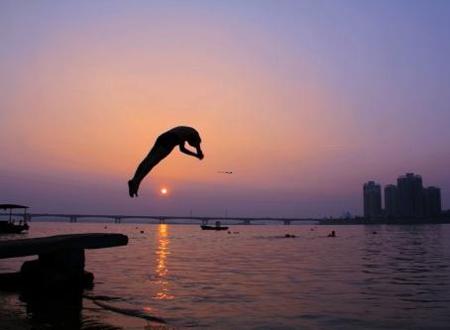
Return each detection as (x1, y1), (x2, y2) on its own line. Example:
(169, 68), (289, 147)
(156, 126), (198, 148)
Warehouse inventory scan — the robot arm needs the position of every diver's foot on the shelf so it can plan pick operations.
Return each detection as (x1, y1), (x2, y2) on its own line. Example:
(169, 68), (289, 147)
(128, 180), (139, 198)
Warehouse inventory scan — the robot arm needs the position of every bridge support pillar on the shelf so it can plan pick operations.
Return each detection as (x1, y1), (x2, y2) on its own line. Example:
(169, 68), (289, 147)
(244, 220), (250, 225)
(284, 220), (291, 225)
(159, 219), (165, 224)
(201, 219), (209, 225)
(114, 217), (121, 224)
(69, 216), (77, 223)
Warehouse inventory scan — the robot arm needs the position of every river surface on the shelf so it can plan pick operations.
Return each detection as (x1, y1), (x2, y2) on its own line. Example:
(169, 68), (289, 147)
(1, 222), (450, 329)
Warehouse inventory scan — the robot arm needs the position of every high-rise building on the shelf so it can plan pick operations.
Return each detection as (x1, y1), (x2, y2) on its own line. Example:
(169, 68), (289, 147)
(384, 184), (399, 217)
(364, 181), (382, 218)
(397, 173), (424, 217)
(424, 187), (442, 217)
(363, 173), (443, 219)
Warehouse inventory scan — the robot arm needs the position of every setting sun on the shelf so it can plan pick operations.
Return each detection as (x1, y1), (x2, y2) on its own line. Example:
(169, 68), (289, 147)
(160, 187), (168, 195)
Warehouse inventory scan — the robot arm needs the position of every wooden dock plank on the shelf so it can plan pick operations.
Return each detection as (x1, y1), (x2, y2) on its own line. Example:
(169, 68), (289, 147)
(0, 233), (128, 259)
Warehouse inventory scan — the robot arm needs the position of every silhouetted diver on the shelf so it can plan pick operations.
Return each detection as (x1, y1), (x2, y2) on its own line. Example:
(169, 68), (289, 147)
(128, 126), (204, 197)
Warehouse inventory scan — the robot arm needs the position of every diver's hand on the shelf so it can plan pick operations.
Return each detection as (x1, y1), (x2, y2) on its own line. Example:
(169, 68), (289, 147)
(197, 153), (204, 160)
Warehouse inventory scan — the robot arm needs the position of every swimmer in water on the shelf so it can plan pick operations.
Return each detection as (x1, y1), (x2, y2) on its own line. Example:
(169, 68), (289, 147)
(128, 126), (204, 197)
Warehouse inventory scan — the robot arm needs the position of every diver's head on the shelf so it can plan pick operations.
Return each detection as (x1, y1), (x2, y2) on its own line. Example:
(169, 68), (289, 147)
(187, 134), (201, 147)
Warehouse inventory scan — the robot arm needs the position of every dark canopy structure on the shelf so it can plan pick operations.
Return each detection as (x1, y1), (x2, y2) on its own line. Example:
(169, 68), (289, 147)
(0, 204), (29, 230)
(0, 204), (29, 210)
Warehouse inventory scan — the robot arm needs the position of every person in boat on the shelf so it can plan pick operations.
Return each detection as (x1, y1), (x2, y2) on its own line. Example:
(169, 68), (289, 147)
(128, 126), (204, 197)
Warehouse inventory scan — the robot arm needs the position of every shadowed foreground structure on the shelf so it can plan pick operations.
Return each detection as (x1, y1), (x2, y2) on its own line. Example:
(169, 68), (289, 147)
(0, 233), (128, 292)
(0, 233), (130, 329)
(0, 233), (128, 259)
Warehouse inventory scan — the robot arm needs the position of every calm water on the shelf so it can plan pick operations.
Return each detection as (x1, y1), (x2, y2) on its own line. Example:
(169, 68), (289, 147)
(1, 222), (450, 329)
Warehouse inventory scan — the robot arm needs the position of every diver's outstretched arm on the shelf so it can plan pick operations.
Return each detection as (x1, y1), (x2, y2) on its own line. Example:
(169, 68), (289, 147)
(179, 143), (203, 159)
(195, 146), (204, 160)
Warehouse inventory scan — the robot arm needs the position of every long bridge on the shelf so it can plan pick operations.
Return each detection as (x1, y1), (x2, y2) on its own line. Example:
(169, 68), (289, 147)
(16, 213), (320, 225)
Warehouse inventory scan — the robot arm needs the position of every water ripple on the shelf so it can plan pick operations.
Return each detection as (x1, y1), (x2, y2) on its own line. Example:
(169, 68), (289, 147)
(2, 223), (450, 329)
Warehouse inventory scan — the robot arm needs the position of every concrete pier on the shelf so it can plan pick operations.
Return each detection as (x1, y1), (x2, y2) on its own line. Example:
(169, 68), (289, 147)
(0, 233), (128, 292)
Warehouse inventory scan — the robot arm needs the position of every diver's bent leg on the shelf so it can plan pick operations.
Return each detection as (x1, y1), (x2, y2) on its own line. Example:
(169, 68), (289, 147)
(129, 146), (171, 197)
(133, 156), (157, 184)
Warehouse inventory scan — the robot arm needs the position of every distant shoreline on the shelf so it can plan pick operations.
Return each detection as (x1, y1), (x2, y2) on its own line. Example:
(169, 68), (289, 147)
(10, 218), (450, 226)
(319, 218), (450, 225)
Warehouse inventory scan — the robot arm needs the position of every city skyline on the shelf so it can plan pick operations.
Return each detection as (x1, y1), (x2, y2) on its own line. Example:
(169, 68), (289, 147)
(1, 1), (450, 217)
(364, 172), (443, 219)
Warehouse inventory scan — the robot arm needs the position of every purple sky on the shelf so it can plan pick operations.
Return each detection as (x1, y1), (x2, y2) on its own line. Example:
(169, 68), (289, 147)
(1, 1), (449, 217)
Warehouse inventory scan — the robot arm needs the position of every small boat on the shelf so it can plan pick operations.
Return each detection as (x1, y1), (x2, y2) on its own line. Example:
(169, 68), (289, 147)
(201, 220), (228, 231)
(0, 204), (30, 234)
(201, 225), (229, 231)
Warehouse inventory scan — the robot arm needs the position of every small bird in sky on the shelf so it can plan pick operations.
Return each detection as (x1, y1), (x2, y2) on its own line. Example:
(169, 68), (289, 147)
(217, 171), (233, 174)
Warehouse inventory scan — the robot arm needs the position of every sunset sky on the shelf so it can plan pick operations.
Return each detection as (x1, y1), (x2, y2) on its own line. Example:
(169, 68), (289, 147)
(1, 1), (449, 217)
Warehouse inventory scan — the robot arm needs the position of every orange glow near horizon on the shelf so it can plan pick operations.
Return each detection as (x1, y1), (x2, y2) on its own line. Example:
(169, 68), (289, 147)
(0, 4), (361, 197)
(2, 2), (450, 217)
(1, 8), (341, 181)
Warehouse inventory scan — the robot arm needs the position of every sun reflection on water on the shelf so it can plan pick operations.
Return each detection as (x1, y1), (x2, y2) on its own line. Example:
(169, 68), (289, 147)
(155, 224), (174, 300)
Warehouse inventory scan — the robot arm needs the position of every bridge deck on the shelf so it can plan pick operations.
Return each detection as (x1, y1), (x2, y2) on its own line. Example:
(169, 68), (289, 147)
(23, 213), (317, 221)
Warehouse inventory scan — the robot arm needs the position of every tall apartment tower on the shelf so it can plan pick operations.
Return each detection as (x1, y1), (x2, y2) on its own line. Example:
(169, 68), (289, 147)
(364, 181), (382, 218)
(424, 186), (442, 217)
(397, 173), (424, 217)
(384, 184), (399, 217)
